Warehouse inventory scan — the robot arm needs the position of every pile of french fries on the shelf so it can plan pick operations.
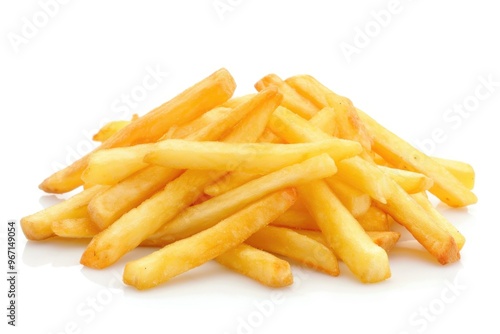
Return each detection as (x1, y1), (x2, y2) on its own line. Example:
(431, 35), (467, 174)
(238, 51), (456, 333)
(21, 68), (477, 290)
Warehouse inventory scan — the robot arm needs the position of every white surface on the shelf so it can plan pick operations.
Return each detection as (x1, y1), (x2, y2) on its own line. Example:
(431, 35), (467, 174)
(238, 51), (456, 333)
(1, 1), (499, 333)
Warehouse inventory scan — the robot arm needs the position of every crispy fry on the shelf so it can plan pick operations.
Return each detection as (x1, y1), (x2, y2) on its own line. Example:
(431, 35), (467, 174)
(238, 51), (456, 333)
(39, 68), (236, 194)
(378, 165), (434, 194)
(255, 74), (319, 119)
(123, 189), (296, 290)
(52, 217), (100, 239)
(432, 157), (475, 190)
(356, 205), (391, 232)
(285, 74), (373, 150)
(87, 88), (282, 229)
(144, 139), (360, 174)
(21, 185), (107, 240)
(148, 154), (337, 244)
(245, 226), (339, 276)
(357, 108), (477, 207)
(216, 244), (293, 287)
(297, 180), (391, 283)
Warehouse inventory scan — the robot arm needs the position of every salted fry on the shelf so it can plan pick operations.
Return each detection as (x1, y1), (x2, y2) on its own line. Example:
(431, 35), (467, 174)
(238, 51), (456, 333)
(245, 226), (339, 276)
(216, 244), (293, 288)
(123, 189), (296, 290)
(39, 68), (236, 194)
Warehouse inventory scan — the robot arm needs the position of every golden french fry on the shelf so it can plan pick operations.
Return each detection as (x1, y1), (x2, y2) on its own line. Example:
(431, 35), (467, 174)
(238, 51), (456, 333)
(285, 74), (373, 150)
(52, 217), (100, 238)
(294, 229), (400, 253)
(297, 180), (391, 283)
(378, 165), (434, 194)
(21, 185), (107, 240)
(268, 107), (390, 203)
(325, 177), (371, 217)
(39, 68), (237, 194)
(270, 205), (318, 231)
(375, 180), (460, 264)
(123, 189), (297, 290)
(356, 108), (477, 207)
(245, 226), (339, 276)
(432, 157), (475, 190)
(255, 73), (319, 119)
(411, 192), (466, 250)
(82, 107), (233, 185)
(216, 244), (293, 288)
(204, 171), (259, 197)
(308, 107), (338, 137)
(81, 169), (225, 269)
(356, 205), (392, 232)
(149, 153), (337, 244)
(221, 94), (256, 108)
(87, 88), (282, 229)
(144, 139), (360, 174)
(92, 114), (138, 142)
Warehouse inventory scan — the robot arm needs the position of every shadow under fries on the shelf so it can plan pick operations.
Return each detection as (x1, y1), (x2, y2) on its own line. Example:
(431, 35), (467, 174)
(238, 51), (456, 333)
(23, 237), (89, 267)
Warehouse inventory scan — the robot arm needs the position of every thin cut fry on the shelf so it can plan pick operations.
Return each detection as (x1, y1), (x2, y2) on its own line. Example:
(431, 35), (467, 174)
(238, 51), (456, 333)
(39, 68), (236, 194)
(123, 189), (296, 290)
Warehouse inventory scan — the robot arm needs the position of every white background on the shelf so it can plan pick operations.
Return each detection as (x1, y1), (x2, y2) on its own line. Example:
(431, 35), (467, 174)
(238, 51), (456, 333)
(1, 1), (499, 333)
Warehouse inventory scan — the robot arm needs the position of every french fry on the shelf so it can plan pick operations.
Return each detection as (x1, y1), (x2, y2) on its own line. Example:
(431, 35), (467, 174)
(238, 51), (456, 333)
(39, 68), (237, 194)
(356, 205), (392, 232)
(204, 171), (259, 197)
(52, 217), (100, 239)
(325, 177), (371, 217)
(268, 106), (391, 203)
(82, 107), (233, 185)
(148, 154), (337, 244)
(411, 192), (466, 250)
(20, 185), (107, 240)
(81, 88), (284, 267)
(255, 74), (319, 119)
(378, 165), (434, 194)
(356, 108), (477, 207)
(297, 180), (391, 283)
(375, 180), (460, 264)
(285, 74), (373, 150)
(92, 114), (138, 142)
(123, 189), (297, 290)
(308, 107), (338, 137)
(270, 206), (318, 231)
(432, 157), (475, 190)
(87, 88), (282, 229)
(144, 139), (361, 174)
(245, 226), (339, 276)
(294, 229), (401, 253)
(215, 244), (293, 288)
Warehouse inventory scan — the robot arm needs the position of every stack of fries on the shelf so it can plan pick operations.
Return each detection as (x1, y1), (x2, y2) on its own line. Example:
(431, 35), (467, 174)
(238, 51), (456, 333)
(21, 68), (477, 290)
